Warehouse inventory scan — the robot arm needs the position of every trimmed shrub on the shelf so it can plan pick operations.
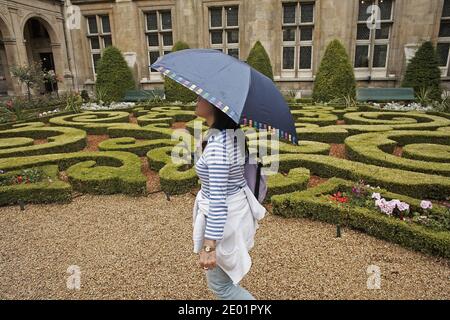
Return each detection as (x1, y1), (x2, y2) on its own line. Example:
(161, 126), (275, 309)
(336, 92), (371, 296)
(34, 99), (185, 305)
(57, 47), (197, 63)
(95, 46), (136, 103)
(266, 168), (310, 201)
(0, 151), (147, 197)
(146, 145), (198, 195)
(99, 137), (177, 156)
(345, 130), (450, 176)
(247, 41), (274, 80)
(159, 163), (198, 195)
(343, 112), (450, 130)
(49, 111), (130, 134)
(0, 123), (87, 158)
(164, 41), (197, 103)
(312, 39), (356, 103)
(291, 110), (338, 126)
(262, 152), (450, 199)
(402, 41), (442, 101)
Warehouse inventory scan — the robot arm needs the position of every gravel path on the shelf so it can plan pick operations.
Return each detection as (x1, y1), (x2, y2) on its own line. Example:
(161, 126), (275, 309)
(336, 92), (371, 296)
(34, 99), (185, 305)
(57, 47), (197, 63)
(0, 193), (449, 300)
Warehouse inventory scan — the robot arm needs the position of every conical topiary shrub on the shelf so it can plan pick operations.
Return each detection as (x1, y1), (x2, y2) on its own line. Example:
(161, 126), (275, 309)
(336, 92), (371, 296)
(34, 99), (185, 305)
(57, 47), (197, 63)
(164, 41), (197, 103)
(402, 41), (442, 101)
(312, 39), (356, 103)
(95, 46), (135, 104)
(247, 40), (274, 81)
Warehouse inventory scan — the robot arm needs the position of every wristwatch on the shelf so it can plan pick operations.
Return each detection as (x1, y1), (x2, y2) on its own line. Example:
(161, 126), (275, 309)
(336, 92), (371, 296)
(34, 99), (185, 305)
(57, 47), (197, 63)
(203, 245), (216, 253)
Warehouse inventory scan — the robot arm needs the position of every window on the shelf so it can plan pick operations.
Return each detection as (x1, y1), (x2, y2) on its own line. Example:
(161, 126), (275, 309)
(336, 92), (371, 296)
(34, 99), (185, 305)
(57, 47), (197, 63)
(354, 0), (393, 75)
(438, 0), (450, 76)
(86, 15), (112, 75)
(209, 6), (239, 59)
(281, 2), (314, 77)
(145, 10), (173, 74)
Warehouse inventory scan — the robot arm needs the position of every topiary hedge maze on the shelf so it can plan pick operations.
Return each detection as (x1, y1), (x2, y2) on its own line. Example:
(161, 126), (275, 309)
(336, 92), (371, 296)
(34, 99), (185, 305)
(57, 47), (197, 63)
(1, 103), (449, 258)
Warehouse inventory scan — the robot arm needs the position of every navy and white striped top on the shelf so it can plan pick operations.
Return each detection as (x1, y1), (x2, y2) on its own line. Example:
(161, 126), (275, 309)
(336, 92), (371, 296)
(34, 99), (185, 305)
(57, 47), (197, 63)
(195, 130), (247, 240)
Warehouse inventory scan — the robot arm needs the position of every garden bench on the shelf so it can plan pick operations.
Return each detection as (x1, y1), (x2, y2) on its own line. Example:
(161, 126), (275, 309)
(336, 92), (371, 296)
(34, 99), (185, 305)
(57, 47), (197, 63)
(356, 88), (415, 102)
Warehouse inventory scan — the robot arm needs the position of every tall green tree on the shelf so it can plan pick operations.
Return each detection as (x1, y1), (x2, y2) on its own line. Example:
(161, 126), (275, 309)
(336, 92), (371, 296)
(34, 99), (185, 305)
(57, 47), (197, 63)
(312, 39), (356, 103)
(95, 46), (135, 104)
(247, 41), (274, 81)
(402, 41), (442, 101)
(164, 41), (197, 103)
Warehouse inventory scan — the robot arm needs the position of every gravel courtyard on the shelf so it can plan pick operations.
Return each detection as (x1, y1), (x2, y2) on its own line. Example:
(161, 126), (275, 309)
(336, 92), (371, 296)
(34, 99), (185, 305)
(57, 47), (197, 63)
(0, 193), (449, 300)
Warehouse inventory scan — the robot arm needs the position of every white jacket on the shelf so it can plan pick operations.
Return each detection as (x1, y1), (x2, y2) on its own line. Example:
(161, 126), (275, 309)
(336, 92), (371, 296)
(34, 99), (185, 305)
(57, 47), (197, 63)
(193, 185), (266, 285)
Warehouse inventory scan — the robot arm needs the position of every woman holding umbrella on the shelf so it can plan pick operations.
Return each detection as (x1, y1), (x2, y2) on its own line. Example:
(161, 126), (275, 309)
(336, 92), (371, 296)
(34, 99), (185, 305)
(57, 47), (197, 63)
(151, 49), (297, 300)
(193, 95), (263, 300)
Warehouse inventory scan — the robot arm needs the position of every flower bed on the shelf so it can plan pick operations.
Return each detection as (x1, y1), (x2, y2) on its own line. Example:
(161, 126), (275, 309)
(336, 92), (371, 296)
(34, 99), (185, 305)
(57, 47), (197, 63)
(272, 178), (450, 258)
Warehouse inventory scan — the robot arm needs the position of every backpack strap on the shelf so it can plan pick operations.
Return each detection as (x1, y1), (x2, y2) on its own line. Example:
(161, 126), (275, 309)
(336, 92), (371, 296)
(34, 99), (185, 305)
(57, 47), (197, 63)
(254, 161), (262, 200)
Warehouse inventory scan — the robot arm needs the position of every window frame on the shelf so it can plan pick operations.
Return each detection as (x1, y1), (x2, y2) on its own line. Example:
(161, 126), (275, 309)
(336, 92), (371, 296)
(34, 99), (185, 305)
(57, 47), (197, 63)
(354, 0), (394, 78)
(145, 9), (174, 77)
(281, 1), (315, 79)
(86, 14), (112, 77)
(437, 0), (450, 76)
(208, 5), (240, 59)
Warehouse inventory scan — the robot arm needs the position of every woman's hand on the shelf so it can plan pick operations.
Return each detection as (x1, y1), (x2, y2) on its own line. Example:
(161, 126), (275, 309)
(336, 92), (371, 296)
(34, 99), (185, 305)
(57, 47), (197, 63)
(199, 239), (217, 270)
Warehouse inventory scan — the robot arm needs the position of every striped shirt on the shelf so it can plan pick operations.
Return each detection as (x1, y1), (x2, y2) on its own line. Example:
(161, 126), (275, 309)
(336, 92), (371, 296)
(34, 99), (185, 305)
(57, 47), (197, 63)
(195, 129), (247, 240)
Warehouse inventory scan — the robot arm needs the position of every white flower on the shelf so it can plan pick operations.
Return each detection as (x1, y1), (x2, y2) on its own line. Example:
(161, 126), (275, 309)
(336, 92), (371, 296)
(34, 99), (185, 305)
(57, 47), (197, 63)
(371, 192), (381, 200)
(420, 200), (433, 210)
(397, 202), (410, 212)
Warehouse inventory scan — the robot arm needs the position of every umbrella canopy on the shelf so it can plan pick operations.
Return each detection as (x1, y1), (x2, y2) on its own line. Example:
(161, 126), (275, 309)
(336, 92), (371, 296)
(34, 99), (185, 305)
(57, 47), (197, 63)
(151, 49), (298, 144)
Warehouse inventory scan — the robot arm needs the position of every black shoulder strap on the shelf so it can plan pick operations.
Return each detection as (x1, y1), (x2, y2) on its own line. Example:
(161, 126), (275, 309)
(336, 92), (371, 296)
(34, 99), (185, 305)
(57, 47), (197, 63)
(254, 161), (262, 200)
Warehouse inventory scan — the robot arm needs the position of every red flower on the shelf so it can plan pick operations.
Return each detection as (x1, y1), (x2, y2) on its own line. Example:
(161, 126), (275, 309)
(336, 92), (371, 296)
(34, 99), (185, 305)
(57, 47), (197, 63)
(330, 192), (349, 204)
(17, 175), (23, 184)
(6, 100), (13, 109)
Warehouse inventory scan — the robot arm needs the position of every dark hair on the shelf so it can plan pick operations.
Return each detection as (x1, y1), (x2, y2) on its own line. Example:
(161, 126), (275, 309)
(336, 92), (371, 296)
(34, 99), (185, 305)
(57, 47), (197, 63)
(211, 106), (240, 131)
(202, 103), (248, 155)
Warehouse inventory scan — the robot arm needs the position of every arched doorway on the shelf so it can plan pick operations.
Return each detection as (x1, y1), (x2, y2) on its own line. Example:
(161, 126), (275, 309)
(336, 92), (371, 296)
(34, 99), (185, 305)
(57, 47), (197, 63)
(0, 17), (13, 96)
(23, 17), (58, 94)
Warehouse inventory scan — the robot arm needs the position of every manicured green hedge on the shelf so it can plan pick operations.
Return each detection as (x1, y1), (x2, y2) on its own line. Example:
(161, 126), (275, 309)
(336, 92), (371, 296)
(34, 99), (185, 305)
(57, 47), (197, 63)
(291, 110), (338, 126)
(49, 111), (130, 134)
(159, 163), (198, 195)
(272, 178), (450, 259)
(345, 130), (450, 176)
(343, 112), (450, 130)
(146, 145), (198, 195)
(0, 151), (147, 196)
(164, 41), (197, 103)
(99, 137), (177, 156)
(95, 46), (136, 103)
(296, 126), (349, 143)
(262, 152), (450, 199)
(402, 41), (442, 101)
(0, 122), (87, 158)
(136, 108), (196, 126)
(312, 39), (356, 102)
(247, 41), (274, 80)
(402, 143), (450, 163)
(266, 167), (310, 201)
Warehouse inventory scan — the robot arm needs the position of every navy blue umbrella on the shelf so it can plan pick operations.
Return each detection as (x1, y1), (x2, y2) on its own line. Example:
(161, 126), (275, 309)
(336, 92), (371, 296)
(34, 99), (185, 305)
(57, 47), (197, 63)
(151, 49), (298, 144)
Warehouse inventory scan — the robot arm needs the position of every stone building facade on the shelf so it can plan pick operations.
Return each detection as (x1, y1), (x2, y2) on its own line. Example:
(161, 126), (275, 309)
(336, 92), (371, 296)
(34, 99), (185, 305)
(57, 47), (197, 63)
(1, 0), (450, 97)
